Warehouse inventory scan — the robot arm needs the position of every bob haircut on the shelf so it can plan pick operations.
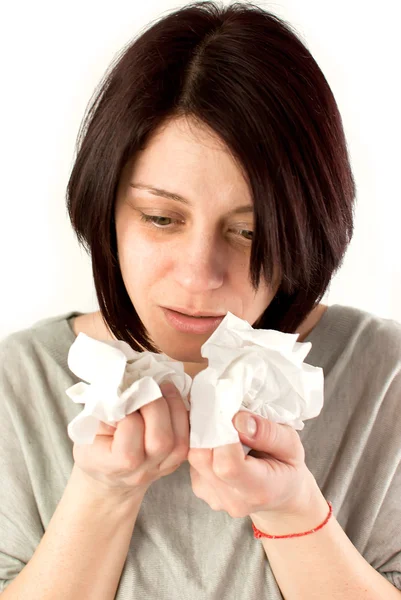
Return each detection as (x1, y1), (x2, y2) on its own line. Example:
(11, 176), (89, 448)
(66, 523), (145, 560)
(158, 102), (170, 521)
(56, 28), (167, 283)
(67, 0), (355, 352)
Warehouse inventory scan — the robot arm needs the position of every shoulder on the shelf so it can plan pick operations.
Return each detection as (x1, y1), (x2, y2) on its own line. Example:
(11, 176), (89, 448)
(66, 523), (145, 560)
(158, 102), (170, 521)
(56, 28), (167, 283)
(308, 304), (401, 381)
(0, 311), (81, 391)
(0, 311), (78, 354)
(332, 304), (401, 361)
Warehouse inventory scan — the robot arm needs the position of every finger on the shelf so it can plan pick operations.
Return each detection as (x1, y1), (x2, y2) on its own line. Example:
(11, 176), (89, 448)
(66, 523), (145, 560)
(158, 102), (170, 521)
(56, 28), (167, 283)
(212, 441), (248, 481)
(189, 466), (224, 510)
(158, 382), (189, 470)
(74, 411), (145, 473)
(211, 446), (282, 505)
(111, 410), (146, 466)
(189, 444), (271, 505)
(188, 439), (249, 484)
(96, 421), (117, 436)
(233, 412), (304, 466)
(187, 447), (214, 478)
(209, 438), (280, 492)
(140, 396), (174, 461)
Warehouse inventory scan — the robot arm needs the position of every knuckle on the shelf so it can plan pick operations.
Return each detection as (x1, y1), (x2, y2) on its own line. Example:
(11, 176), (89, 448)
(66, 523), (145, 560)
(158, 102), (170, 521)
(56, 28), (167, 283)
(119, 412), (144, 439)
(187, 449), (210, 470)
(146, 434), (175, 457)
(125, 411), (144, 430)
(96, 422), (115, 436)
(213, 459), (240, 479)
(117, 453), (141, 472)
(173, 441), (189, 463)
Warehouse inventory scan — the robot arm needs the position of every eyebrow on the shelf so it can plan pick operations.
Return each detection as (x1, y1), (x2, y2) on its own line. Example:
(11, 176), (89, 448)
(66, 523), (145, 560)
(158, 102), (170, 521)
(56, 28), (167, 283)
(129, 183), (253, 215)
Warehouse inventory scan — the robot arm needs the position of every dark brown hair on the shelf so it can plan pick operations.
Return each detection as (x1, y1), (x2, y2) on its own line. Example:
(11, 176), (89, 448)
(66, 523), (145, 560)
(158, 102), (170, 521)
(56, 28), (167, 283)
(67, 0), (355, 352)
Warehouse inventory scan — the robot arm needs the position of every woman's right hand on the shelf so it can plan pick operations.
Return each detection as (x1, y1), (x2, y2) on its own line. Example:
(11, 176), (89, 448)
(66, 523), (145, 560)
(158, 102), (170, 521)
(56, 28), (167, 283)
(72, 381), (189, 498)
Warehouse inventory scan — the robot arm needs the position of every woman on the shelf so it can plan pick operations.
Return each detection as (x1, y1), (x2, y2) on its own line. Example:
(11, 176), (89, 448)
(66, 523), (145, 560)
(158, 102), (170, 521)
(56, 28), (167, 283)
(1, 2), (400, 599)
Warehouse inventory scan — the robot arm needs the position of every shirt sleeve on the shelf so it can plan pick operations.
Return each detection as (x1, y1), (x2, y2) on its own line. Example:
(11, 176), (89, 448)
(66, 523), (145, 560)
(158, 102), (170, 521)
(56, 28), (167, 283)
(363, 366), (401, 590)
(0, 334), (45, 592)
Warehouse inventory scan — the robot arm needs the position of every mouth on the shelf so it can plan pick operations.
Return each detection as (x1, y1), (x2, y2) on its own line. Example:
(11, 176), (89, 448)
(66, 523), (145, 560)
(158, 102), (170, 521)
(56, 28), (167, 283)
(163, 306), (225, 318)
(161, 307), (225, 334)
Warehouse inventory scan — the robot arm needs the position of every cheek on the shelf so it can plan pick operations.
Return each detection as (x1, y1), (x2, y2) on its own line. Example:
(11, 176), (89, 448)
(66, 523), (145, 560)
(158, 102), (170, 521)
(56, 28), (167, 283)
(117, 228), (166, 286)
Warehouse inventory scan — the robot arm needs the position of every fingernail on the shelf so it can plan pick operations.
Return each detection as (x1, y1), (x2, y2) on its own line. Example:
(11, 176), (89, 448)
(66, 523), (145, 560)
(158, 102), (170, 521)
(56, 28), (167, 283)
(160, 382), (177, 398)
(235, 413), (257, 437)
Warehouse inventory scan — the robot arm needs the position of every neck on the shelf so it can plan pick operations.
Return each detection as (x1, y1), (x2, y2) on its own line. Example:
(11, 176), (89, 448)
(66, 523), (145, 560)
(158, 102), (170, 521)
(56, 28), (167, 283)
(183, 361), (208, 379)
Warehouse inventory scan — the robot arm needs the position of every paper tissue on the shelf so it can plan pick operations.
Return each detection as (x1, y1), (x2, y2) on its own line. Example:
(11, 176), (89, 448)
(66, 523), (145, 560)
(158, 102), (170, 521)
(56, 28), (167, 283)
(66, 311), (324, 454)
(189, 311), (324, 454)
(66, 333), (192, 445)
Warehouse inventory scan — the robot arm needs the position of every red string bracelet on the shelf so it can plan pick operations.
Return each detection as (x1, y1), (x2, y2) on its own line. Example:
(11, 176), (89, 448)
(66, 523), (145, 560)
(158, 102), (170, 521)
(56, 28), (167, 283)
(252, 500), (333, 539)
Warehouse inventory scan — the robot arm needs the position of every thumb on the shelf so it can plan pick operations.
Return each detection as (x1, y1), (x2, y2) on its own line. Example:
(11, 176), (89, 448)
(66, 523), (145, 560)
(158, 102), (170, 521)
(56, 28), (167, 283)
(233, 411), (302, 464)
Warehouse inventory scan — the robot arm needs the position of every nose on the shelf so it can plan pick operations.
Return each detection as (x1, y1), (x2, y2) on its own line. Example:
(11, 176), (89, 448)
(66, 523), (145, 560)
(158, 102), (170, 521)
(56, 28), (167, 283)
(172, 230), (226, 292)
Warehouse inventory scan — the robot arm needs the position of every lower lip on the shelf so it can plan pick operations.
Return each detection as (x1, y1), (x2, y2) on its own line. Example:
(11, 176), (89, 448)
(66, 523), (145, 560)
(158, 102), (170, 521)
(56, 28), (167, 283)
(161, 308), (224, 334)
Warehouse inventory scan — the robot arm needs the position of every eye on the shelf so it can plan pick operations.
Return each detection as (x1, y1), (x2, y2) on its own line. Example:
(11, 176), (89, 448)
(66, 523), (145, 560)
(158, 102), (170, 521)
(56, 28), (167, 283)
(139, 213), (253, 241)
(139, 214), (179, 227)
(236, 229), (253, 241)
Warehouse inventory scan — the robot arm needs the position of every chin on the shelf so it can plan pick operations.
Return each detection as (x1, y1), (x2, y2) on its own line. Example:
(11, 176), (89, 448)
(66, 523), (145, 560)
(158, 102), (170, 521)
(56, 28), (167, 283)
(163, 347), (206, 365)
(152, 334), (206, 364)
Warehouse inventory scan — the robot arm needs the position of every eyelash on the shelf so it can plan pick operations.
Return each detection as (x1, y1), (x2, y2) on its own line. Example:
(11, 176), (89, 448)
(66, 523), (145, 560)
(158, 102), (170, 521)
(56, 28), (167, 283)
(139, 214), (253, 241)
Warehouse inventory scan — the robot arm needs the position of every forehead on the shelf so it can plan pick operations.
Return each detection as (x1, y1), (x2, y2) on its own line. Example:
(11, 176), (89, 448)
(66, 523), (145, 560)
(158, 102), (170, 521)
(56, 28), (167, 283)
(121, 117), (252, 206)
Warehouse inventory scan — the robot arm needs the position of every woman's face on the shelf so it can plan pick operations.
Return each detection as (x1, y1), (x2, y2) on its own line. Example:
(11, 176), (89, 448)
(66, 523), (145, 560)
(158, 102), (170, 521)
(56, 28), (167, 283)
(114, 116), (279, 365)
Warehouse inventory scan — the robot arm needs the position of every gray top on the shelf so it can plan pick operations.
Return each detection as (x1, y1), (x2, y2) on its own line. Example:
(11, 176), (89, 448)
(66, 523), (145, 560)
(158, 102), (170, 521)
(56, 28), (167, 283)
(1, 304), (401, 598)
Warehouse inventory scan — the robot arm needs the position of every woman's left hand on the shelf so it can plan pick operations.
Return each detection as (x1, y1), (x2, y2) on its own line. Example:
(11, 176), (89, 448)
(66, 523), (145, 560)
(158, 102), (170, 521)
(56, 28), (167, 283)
(187, 410), (316, 523)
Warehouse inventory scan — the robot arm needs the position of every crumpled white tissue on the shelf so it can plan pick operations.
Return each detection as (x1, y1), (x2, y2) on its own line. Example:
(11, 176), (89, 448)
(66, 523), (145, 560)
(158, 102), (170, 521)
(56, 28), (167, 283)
(189, 311), (324, 453)
(65, 311), (324, 456)
(66, 333), (192, 444)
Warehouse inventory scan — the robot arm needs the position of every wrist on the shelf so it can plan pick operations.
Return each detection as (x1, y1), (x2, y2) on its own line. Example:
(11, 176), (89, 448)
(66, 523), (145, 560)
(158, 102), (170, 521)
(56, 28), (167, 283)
(250, 469), (329, 536)
(69, 464), (148, 509)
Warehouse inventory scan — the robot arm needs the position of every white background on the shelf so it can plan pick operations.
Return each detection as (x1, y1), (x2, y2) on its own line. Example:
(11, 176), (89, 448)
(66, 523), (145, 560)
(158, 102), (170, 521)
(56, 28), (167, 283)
(0, 0), (400, 340)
